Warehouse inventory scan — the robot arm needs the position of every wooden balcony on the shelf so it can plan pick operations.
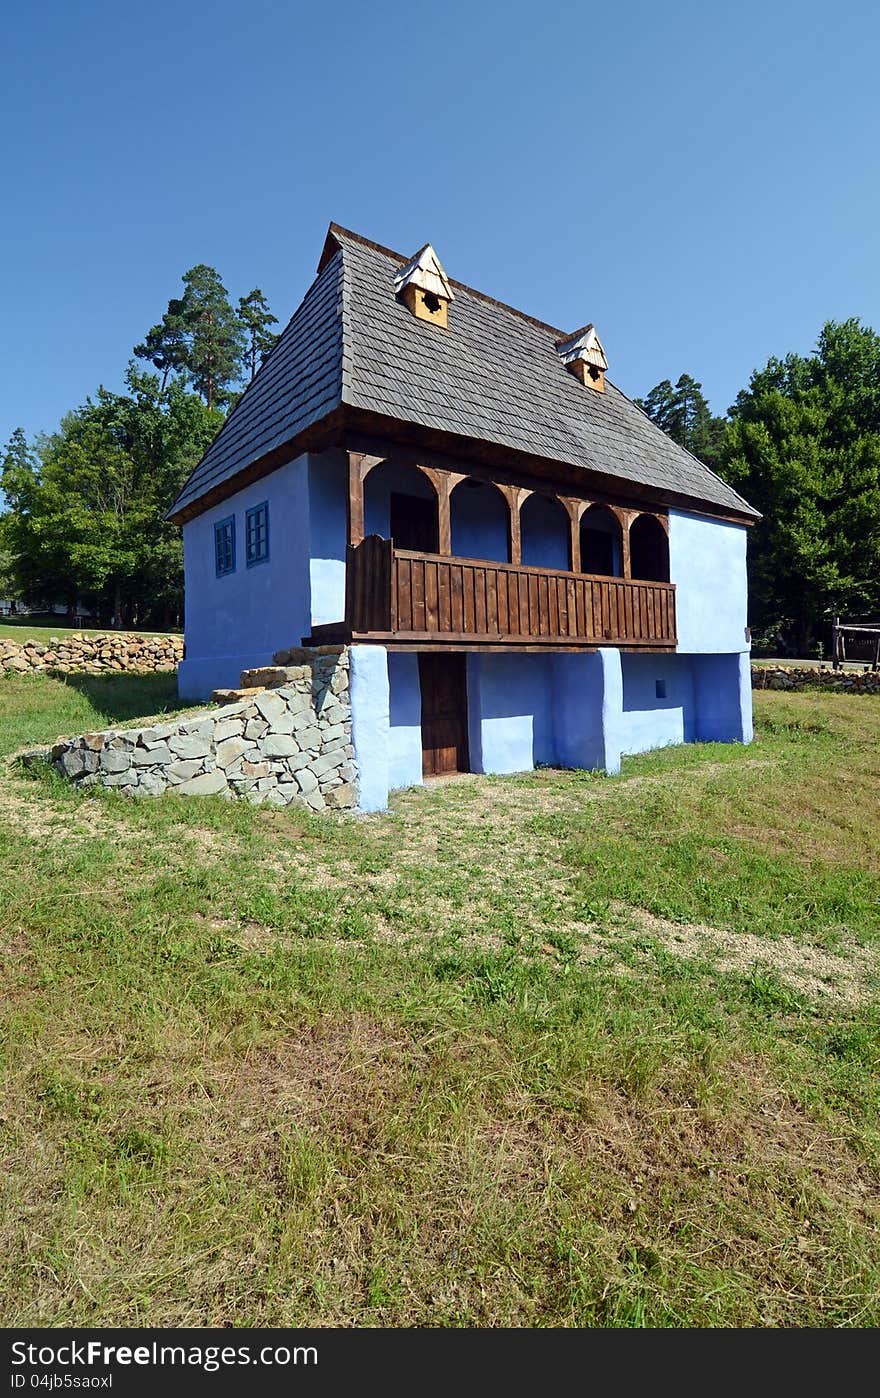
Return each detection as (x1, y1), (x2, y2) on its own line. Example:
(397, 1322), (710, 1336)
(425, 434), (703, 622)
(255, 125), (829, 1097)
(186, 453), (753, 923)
(341, 536), (677, 650)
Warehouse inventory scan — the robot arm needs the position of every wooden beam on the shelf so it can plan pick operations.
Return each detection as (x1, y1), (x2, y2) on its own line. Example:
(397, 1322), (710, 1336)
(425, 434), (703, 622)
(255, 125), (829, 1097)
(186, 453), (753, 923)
(347, 451), (366, 548)
(616, 508), (633, 580)
(431, 469), (464, 556)
(342, 412), (758, 527)
(494, 483), (527, 564)
(560, 497), (586, 573)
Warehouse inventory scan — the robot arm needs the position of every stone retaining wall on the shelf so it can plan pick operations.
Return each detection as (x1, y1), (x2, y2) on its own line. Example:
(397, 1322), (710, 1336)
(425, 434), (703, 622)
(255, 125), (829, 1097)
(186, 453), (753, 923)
(47, 646), (356, 810)
(1, 632), (183, 675)
(752, 664), (880, 694)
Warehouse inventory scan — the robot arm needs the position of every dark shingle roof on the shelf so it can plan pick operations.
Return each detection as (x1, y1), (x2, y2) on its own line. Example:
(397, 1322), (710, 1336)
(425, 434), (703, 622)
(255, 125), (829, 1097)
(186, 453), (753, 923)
(168, 248), (344, 518)
(168, 224), (757, 522)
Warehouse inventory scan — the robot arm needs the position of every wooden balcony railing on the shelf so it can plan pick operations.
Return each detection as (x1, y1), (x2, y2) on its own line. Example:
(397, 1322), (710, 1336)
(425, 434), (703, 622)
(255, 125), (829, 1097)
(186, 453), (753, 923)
(344, 537), (677, 649)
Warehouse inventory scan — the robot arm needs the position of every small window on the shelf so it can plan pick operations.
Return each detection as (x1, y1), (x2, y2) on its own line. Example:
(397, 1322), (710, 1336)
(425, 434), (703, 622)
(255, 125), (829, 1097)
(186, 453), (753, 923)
(655, 678), (667, 700)
(214, 516), (235, 576)
(245, 502), (269, 567)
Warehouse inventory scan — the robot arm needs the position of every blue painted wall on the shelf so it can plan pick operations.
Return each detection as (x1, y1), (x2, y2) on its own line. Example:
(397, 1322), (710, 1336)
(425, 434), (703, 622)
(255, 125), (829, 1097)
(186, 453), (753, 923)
(620, 652), (696, 754)
(551, 649), (624, 774)
(363, 461), (436, 540)
(693, 651), (753, 743)
(179, 455), (310, 699)
(521, 493), (569, 570)
(466, 652), (555, 774)
(581, 507), (623, 576)
(669, 510), (749, 654)
(450, 481), (509, 562)
(350, 644), (390, 812)
(308, 450), (347, 627)
(387, 651), (423, 788)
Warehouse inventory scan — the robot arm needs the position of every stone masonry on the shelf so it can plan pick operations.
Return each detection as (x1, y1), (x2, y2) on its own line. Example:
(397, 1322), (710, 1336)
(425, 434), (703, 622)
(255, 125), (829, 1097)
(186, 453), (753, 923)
(1, 632), (183, 676)
(752, 664), (880, 694)
(47, 646), (356, 811)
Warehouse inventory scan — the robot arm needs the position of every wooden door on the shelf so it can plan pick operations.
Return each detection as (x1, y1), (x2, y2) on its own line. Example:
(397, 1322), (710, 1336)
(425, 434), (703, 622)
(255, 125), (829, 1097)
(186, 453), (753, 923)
(419, 653), (469, 777)
(390, 493), (438, 553)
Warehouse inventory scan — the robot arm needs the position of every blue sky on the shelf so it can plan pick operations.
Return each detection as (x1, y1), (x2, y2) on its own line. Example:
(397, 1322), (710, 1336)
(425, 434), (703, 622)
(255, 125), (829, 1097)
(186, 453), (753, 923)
(1, 0), (877, 450)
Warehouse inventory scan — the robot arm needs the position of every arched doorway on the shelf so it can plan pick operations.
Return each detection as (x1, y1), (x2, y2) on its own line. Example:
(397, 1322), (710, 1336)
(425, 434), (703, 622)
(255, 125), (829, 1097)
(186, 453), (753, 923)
(450, 478), (510, 562)
(630, 514), (670, 582)
(363, 462), (439, 552)
(520, 493), (570, 570)
(580, 505), (623, 576)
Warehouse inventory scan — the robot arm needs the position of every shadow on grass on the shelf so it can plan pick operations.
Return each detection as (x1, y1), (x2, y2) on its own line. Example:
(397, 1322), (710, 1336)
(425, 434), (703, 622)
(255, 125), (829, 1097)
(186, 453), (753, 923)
(55, 670), (184, 724)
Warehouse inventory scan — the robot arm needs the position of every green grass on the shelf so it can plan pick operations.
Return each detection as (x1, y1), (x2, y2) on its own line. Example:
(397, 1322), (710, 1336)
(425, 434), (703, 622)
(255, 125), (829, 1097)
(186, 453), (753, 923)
(1, 673), (879, 1327)
(0, 616), (179, 642)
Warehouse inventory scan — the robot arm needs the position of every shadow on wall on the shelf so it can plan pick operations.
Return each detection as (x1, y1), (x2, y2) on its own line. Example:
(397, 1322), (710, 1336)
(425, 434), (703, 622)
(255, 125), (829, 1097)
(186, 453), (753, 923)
(467, 653), (555, 774)
(54, 672), (184, 724)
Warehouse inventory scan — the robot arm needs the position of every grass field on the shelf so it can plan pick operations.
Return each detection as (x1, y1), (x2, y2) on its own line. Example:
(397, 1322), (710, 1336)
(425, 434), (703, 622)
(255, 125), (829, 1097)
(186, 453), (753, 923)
(1, 671), (879, 1327)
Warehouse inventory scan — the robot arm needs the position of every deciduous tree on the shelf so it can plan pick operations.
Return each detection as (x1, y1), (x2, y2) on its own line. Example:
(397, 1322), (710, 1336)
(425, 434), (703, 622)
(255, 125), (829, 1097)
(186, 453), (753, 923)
(722, 319), (880, 652)
(0, 371), (220, 625)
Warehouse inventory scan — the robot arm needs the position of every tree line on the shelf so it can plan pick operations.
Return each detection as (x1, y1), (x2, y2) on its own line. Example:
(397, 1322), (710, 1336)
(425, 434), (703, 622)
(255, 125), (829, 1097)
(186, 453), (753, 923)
(636, 319), (880, 655)
(0, 267), (279, 628)
(2, 285), (879, 651)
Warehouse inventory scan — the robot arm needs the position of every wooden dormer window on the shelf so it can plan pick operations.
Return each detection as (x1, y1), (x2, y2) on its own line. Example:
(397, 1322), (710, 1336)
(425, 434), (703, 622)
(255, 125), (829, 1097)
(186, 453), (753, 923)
(394, 244), (454, 329)
(556, 324), (608, 393)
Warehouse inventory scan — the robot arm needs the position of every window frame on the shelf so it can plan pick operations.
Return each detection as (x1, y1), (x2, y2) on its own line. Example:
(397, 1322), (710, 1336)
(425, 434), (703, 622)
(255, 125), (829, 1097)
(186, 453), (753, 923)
(214, 515), (236, 577)
(245, 501), (270, 569)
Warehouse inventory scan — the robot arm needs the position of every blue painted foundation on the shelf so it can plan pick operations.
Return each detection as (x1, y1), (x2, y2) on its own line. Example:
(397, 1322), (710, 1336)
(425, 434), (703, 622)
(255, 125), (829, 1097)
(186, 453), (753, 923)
(350, 645), (754, 810)
(350, 645), (390, 813)
(387, 651), (423, 789)
(466, 652), (555, 774)
(552, 649), (624, 775)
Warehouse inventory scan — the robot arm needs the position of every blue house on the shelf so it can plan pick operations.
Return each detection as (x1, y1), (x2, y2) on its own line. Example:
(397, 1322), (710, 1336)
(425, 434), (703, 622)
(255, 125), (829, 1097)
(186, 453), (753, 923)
(167, 225), (758, 811)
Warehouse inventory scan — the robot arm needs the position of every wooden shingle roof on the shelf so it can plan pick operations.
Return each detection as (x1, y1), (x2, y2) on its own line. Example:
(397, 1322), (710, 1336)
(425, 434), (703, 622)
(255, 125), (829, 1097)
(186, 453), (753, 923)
(168, 224), (757, 523)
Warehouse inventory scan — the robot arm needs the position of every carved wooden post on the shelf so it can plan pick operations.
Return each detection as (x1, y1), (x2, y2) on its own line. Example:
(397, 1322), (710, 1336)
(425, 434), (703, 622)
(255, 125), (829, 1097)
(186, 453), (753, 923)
(347, 451), (366, 548)
(495, 484), (525, 565)
(433, 470), (464, 555)
(561, 497), (584, 573)
(618, 509), (633, 580)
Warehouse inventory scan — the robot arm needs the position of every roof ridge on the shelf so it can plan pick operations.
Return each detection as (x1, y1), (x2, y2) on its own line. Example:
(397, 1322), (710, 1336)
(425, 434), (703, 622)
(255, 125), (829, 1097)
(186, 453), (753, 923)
(326, 222), (569, 341)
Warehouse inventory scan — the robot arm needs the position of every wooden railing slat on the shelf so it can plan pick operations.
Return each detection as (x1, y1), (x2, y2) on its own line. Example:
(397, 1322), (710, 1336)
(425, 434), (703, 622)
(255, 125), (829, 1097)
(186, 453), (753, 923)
(346, 539), (677, 646)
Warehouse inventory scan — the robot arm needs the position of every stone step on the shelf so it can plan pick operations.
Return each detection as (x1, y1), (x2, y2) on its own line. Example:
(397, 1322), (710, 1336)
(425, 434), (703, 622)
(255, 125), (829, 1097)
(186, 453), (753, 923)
(239, 664), (312, 689)
(210, 686), (265, 704)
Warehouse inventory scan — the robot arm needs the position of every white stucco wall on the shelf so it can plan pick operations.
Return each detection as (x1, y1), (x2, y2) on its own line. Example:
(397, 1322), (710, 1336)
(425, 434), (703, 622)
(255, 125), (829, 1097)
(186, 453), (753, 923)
(668, 510), (750, 655)
(179, 455), (310, 698)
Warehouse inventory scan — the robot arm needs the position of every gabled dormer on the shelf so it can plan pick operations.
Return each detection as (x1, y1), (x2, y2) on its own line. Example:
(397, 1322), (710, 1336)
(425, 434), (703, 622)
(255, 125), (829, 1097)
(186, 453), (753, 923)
(394, 243), (454, 329)
(556, 324), (608, 393)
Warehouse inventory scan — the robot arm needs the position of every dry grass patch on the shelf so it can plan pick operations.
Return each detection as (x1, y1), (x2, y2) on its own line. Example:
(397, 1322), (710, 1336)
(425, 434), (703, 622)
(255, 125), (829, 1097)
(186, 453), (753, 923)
(616, 905), (879, 1008)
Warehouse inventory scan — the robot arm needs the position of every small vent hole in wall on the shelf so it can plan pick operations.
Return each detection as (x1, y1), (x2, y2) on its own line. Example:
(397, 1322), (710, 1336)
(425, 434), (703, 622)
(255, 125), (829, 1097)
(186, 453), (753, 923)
(423, 291), (441, 313)
(655, 678), (667, 700)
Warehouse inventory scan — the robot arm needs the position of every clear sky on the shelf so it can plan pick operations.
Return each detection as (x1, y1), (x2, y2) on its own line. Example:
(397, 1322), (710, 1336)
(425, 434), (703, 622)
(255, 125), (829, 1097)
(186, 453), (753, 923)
(1, 0), (877, 450)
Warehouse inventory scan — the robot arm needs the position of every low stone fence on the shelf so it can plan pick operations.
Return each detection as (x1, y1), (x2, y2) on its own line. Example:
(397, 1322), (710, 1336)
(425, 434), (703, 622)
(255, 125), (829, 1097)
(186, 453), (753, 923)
(45, 646), (356, 810)
(1, 632), (183, 675)
(752, 664), (880, 694)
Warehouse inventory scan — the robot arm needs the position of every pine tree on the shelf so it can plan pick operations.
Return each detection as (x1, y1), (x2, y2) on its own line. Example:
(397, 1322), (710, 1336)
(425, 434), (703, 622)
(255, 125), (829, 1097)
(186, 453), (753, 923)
(635, 373), (726, 469)
(133, 297), (189, 393)
(179, 265), (245, 410)
(237, 288), (279, 380)
(135, 266), (246, 410)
